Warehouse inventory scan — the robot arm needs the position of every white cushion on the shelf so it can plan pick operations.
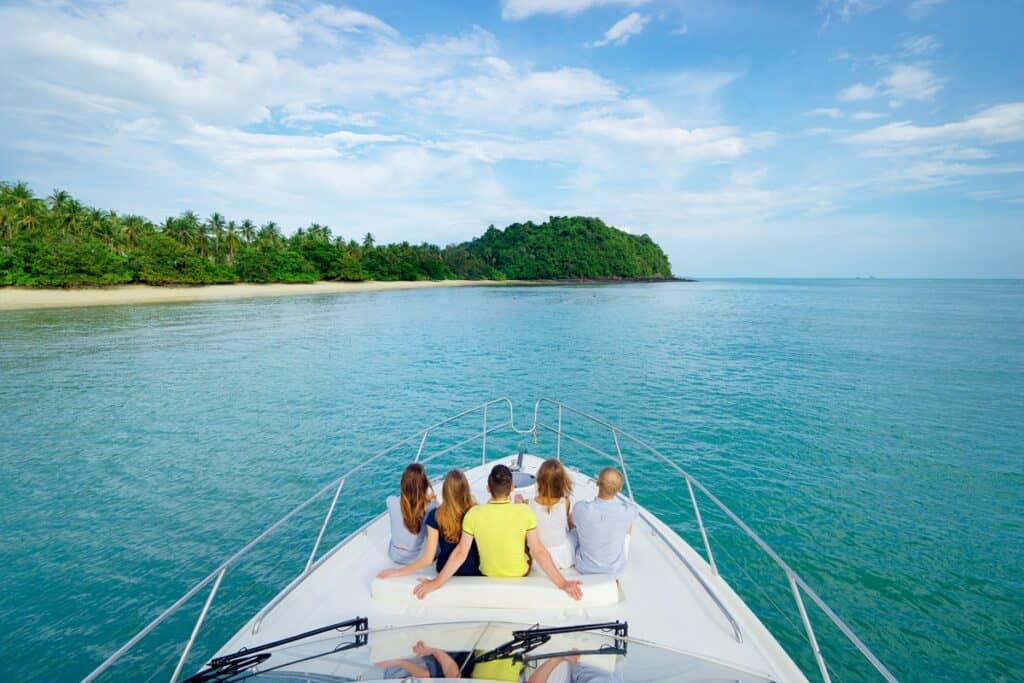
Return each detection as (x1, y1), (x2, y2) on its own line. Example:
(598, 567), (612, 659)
(371, 572), (620, 608)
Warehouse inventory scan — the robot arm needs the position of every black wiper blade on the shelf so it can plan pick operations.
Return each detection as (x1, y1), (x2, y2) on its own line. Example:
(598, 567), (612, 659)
(475, 621), (629, 665)
(185, 653), (272, 683)
(185, 617), (368, 683)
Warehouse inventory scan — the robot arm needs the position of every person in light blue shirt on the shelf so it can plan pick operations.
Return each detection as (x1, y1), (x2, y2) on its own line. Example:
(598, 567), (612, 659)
(385, 463), (436, 564)
(572, 468), (637, 575)
(527, 654), (623, 683)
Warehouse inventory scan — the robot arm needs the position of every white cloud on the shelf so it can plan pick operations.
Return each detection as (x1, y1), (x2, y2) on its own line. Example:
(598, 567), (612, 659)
(303, 6), (398, 38)
(845, 103), (1024, 192)
(672, 24), (689, 36)
(851, 110), (887, 120)
(421, 65), (619, 127)
(590, 12), (650, 47)
(501, 0), (647, 20)
(576, 115), (776, 160)
(881, 64), (943, 106)
(908, 0), (949, 20)
(838, 83), (877, 102)
(849, 103), (1024, 146)
(838, 64), (943, 107)
(279, 104), (378, 129)
(876, 160), (1024, 190)
(806, 107), (842, 119)
(325, 130), (407, 146)
(818, 0), (885, 29)
(899, 35), (940, 56)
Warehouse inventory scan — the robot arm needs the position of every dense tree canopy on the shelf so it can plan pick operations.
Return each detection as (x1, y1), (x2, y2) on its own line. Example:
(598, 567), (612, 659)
(0, 183), (674, 287)
(461, 216), (672, 279)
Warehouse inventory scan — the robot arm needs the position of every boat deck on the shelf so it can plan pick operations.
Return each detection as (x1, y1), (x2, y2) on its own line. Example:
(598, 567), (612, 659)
(216, 454), (807, 682)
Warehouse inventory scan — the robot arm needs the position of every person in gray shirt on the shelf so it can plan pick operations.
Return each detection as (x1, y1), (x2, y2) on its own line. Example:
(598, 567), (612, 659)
(572, 468), (638, 575)
(528, 654), (624, 683)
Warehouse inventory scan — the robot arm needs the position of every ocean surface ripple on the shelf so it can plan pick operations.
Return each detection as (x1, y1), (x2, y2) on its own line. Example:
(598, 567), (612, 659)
(1, 279), (1021, 681)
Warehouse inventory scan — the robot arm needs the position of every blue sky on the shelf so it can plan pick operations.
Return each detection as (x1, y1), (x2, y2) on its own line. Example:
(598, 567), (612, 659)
(1, 0), (1022, 277)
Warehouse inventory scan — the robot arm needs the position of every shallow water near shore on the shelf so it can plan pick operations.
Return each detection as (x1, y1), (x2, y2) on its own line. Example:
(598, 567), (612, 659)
(1, 279), (1022, 682)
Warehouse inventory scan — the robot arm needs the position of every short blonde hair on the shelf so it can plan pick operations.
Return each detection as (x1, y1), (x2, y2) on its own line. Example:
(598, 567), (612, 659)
(597, 467), (623, 498)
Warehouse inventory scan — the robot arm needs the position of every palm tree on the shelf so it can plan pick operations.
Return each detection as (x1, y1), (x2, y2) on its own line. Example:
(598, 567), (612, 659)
(1, 182), (44, 238)
(224, 221), (241, 264)
(363, 232), (375, 249)
(178, 211), (203, 251)
(257, 221), (281, 247)
(121, 215), (148, 249)
(206, 212), (226, 262)
(240, 219), (256, 245)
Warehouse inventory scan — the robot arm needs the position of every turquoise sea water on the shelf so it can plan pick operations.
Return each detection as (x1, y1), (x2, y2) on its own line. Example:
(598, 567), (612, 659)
(1, 280), (1021, 682)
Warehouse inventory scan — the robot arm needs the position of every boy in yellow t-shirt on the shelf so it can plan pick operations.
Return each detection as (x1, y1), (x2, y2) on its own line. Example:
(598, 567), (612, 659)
(413, 464), (583, 600)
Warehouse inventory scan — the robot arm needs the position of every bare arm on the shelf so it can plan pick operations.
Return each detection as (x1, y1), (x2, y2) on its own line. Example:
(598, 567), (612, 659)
(413, 532), (473, 599)
(414, 642), (462, 678)
(527, 529), (582, 600)
(377, 527), (439, 579)
(566, 498), (574, 530)
(376, 659), (431, 679)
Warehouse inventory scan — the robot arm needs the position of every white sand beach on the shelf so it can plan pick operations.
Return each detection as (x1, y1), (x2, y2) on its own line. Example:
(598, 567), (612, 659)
(0, 280), (523, 311)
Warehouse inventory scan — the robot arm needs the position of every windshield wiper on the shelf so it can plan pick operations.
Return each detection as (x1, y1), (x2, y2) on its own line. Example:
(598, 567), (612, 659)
(474, 621), (629, 665)
(185, 616), (368, 683)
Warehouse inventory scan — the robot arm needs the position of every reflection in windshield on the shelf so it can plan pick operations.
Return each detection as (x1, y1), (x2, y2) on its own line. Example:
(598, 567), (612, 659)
(188, 620), (773, 683)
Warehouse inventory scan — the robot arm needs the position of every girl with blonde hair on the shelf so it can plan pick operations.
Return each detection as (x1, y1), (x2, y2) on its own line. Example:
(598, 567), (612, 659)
(385, 463), (436, 564)
(526, 459), (575, 569)
(379, 469), (481, 578)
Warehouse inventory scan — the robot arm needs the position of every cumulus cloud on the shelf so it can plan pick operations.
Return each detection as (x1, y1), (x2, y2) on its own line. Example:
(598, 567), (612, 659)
(838, 83), (877, 102)
(501, 0), (647, 21)
(838, 64), (943, 107)
(575, 115), (776, 160)
(899, 35), (940, 56)
(908, 0), (949, 19)
(846, 103), (1024, 190)
(849, 103), (1024, 146)
(881, 64), (943, 106)
(851, 111), (887, 121)
(818, 0), (885, 29)
(589, 12), (650, 47)
(303, 6), (398, 37)
(806, 107), (842, 119)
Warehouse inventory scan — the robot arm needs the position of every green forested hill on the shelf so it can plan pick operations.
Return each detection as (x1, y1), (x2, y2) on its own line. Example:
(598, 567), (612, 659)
(0, 182), (674, 287)
(461, 216), (672, 280)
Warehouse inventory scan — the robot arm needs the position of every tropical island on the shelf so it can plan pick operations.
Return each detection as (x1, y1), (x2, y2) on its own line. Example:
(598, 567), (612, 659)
(0, 182), (674, 290)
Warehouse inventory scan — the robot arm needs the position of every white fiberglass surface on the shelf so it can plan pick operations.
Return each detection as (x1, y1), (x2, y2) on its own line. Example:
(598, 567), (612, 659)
(216, 455), (808, 683)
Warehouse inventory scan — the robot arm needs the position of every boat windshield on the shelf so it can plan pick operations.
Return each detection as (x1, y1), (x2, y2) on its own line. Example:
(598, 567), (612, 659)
(185, 619), (775, 683)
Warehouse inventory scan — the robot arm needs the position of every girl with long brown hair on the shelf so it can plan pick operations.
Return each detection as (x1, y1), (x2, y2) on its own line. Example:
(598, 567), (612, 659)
(385, 463), (436, 564)
(378, 469), (481, 578)
(526, 459), (575, 568)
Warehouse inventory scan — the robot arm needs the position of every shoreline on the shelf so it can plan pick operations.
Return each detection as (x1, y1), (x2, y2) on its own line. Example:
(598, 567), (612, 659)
(0, 278), (687, 311)
(0, 280), (517, 311)
(0, 278), (688, 313)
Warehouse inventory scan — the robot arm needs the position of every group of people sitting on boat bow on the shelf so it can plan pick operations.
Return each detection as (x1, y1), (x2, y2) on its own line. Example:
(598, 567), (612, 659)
(377, 459), (638, 601)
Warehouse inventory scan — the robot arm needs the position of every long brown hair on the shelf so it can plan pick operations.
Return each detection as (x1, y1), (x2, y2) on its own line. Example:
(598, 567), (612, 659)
(535, 459), (572, 511)
(435, 469), (475, 543)
(399, 463), (431, 534)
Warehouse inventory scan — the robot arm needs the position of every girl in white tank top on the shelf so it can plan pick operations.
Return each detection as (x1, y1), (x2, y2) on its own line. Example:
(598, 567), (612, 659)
(527, 459), (575, 569)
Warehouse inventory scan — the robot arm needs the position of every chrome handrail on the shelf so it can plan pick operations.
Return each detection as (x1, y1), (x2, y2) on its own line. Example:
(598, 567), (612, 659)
(83, 397), (518, 683)
(531, 398), (898, 683)
(83, 398), (898, 683)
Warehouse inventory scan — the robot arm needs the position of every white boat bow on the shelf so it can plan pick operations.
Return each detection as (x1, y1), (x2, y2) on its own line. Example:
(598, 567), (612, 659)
(83, 399), (899, 683)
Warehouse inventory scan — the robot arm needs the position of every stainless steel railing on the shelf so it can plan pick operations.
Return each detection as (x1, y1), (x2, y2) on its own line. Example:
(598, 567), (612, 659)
(530, 398), (898, 683)
(83, 398), (898, 683)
